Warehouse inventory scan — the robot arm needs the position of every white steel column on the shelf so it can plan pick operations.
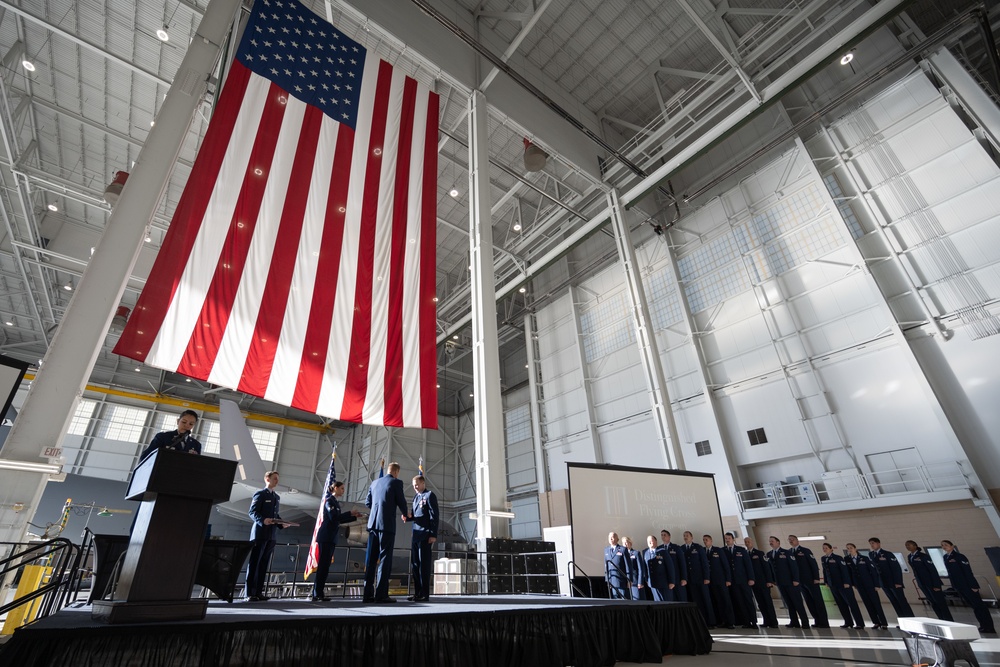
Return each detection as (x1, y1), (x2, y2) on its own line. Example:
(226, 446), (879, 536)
(523, 312), (548, 494)
(0, 0), (243, 545)
(468, 90), (510, 542)
(567, 285), (604, 464)
(607, 189), (684, 469)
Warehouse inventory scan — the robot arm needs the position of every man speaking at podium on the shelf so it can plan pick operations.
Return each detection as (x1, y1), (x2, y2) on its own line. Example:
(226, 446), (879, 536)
(140, 410), (202, 459)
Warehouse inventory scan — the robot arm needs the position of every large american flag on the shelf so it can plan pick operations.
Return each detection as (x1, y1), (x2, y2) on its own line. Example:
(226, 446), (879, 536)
(115, 0), (439, 429)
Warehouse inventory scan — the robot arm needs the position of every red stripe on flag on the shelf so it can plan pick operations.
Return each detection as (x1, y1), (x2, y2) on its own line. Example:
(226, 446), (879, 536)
(113, 63), (253, 362)
(382, 78), (417, 427)
(237, 105), (324, 396)
(290, 127), (355, 413)
(340, 60), (394, 423)
(176, 83), (288, 379)
(420, 91), (440, 429)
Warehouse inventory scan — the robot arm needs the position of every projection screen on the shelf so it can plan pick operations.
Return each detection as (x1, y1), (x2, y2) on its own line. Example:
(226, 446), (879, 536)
(568, 463), (723, 577)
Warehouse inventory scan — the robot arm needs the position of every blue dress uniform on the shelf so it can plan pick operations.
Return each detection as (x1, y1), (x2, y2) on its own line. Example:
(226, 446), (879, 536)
(847, 552), (888, 628)
(822, 552), (865, 628)
(747, 547), (778, 627)
(870, 547), (914, 618)
(627, 547), (649, 601)
(769, 546), (809, 628)
(410, 487), (439, 601)
(684, 542), (716, 626)
(726, 545), (758, 627)
(604, 543), (631, 599)
(943, 547), (995, 632)
(246, 486), (282, 600)
(908, 548), (953, 621)
(312, 491), (357, 600)
(706, 546), (735, 628)
(790, 544), (830, 628)
(364, 474), (409, 602)
(140, 429), (202, 458)
(644, 545), (676, 601)
(664, 541), (688, 601)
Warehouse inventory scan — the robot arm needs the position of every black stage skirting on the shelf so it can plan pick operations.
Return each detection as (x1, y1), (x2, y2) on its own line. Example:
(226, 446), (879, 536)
(0, 596), (711, 667)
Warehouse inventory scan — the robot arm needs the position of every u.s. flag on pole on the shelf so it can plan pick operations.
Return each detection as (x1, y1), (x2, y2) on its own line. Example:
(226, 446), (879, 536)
(114, 0), (439, 429)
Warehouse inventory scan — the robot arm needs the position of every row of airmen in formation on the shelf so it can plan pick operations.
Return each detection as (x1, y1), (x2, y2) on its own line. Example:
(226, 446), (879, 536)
(603, 530), (995, 633)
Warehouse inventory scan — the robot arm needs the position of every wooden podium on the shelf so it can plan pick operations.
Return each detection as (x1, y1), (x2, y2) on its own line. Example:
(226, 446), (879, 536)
(92, 448), (237, 623)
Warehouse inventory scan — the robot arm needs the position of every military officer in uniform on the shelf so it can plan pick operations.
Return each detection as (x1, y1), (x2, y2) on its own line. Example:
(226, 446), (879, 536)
(846, 543), (888, 629)
(246, 471), (286, 601)
(905, 540), (953, 621)
(644, 535), (676, 601)
(312, 481), (361, 601)
(661, 530), (688, 601)
(623, 536), (648, 600)
(788, 535), (830, 628)
(768, 536), (809, 628)
(140, 409), (202, 459)
(364, 462), (409, 603)
(821, 543), (865, 628)
(868, 537), (913, 619)
(724, 532), (758, 628)
(703, 534), (735, 628)
(604, 532), (631, 600)
(745, 537), (778, 628)
(683, 531), (716, 626)
(941, 540), (995, 633)
(408, 475), (439, 602)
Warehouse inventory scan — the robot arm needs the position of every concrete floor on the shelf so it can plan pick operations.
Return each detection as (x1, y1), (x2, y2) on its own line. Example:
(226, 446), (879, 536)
(624, 601), (1000, 666)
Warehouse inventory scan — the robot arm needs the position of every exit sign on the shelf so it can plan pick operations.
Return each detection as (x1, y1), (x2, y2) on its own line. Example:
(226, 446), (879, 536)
(41, 447), (62, 459)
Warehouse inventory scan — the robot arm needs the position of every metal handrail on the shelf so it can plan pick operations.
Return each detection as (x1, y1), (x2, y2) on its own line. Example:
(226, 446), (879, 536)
(604, 560), (632, 600)
(566, 560), (594, 598)
(0, 537), (81, 619)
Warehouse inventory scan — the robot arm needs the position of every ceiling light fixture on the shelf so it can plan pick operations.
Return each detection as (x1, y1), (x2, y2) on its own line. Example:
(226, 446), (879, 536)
(63, 283), (73, 291)
(518, 287), (526, 293)
(513, 223), (521, 231)
(840, 52), (854, 66)
(110, 306), (130, 333)
(4, 321), (13, 326)
(103, 171), (129, 207)
(47, 203), (58, 212)
(523, 138), (548, 172)
(21, 60), (35, 72)
(449, 188), (459, 197)
(156, 27), (170, 42)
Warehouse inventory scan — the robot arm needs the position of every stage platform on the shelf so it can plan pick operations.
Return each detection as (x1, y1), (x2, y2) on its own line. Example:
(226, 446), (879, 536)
(0, 595), (712, 667)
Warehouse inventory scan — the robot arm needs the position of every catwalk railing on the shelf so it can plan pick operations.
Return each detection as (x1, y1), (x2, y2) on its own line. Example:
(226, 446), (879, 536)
(0, 535), (86, 627)
(253, 544), (560, 600)
(736, 462), (973, 513)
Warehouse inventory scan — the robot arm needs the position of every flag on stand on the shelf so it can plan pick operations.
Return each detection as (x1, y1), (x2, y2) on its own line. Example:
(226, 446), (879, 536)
(113, 0), (439, 429)
(304, 444), (337, 579)
(418, 455), (424, 477)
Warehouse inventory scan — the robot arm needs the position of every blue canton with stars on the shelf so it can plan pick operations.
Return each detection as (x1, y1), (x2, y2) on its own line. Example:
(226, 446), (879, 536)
(237, 0), (367, 130)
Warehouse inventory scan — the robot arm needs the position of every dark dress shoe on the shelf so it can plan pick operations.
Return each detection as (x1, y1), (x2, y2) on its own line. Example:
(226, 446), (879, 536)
(375, 597), (396, 603)
(840, 624), (852, 628)
(980, 627), (997, 633)
(363, 598), (376, 603)
(310, 596), (328, 602)
(415, 596), (429, 602)
(406, 596), (417, 601)
(246, 595), (262, 602)
(766, 624), (779, 629)
(785, 623), (800, 628)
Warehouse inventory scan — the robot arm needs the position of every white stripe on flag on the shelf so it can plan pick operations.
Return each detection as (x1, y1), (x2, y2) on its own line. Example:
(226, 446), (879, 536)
(146, 75), (272, 371)
(209, 94), (308, 388)
(264, 116), (341, 406)
(316, 55), (382, 418)
(362, 67), (408, 424)
(401, 89), (430, 427)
